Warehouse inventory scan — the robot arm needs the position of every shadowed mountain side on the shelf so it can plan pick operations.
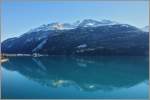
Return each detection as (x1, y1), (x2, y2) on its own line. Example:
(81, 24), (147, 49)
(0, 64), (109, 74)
(2, 56), (149, 91)
(2, 20), (149, 56)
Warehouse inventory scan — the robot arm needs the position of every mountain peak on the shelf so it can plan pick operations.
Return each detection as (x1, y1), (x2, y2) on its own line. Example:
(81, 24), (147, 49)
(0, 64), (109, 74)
(28, 22), (75, 33)
(2, 19), (148, 56)
(26, 19), (137, 33)
(78, 19), (118, 27)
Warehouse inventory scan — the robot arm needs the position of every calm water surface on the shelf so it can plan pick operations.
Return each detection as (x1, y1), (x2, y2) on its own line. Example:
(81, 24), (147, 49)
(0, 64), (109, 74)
(1, 56), (149, 99)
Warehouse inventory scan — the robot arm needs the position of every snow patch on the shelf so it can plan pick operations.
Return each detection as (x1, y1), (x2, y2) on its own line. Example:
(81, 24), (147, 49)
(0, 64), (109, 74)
(121, 24), (130, 27)
(28, 23), (75, 33)
(25, 38), (33, 43)
(77, 44), (87, 48)
(32, 39), (47, 52)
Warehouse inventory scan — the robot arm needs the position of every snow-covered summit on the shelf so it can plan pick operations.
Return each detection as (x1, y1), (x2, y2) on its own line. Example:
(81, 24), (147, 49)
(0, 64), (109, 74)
(28, 22), (75, 33)
(27, 19), (119, 33)
(78, 19), (118, 27)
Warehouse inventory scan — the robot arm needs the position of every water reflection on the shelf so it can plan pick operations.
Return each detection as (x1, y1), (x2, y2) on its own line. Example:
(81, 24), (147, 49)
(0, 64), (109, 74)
(2, 56), (149, 92)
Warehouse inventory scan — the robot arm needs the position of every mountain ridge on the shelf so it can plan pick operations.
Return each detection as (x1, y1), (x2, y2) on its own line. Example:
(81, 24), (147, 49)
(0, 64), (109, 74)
(1, 19), (149, 56)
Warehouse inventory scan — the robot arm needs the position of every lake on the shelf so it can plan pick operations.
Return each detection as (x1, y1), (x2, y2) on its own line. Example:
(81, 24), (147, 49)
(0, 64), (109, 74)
(1, 56), (149, 99)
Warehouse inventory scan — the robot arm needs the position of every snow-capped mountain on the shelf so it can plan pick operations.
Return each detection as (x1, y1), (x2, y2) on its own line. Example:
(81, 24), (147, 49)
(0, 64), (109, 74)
(78, 19), (117, 27)
(1, 19), (149, 56)
(27, 19), (118, 33)
(141, 26), (149, 32)
(28, 22), (76, 33)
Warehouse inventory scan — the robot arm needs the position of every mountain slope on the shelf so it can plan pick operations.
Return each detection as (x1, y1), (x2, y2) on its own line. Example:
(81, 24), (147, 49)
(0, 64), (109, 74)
(141, 26), (149, 32)
(1, 19), (149, 56)
(39, 24), (148, 56)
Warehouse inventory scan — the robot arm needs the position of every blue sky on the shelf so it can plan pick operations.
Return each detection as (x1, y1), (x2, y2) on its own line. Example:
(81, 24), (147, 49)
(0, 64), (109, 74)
(1, 1), (149, 41)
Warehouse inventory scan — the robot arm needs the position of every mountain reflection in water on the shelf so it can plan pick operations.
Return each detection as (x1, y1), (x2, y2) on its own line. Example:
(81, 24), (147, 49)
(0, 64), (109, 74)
(1, 56), (149, 98)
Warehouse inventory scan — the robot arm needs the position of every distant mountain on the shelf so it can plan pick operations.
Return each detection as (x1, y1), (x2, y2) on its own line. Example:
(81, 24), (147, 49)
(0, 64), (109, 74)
(141, 26), (149, 32)
(1, 19), (149, 56)
(26, 19), (118, 32)
(78, 19), (117, 27)
(28, 23), (76, 33)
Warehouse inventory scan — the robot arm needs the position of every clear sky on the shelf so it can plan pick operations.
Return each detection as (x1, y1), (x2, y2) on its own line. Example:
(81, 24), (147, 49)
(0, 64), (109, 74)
(1, 1), (149, 41)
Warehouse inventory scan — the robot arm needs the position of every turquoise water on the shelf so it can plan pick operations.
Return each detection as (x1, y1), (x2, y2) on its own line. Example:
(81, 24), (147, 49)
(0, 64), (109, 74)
(1, 56), (149, 99)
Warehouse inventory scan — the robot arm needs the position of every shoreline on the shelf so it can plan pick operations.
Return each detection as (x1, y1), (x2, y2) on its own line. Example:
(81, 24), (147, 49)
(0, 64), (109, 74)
(1, 54), (148, 57)
(1, 59), (9, 63)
